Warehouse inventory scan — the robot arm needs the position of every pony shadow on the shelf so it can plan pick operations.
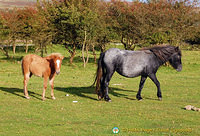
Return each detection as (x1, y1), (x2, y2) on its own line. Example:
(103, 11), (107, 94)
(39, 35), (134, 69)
(109, 87), (137, 100)
(145, 97), (160, 101)
(55, 86), (137, 101)
(111, 87), (162, 101)
(0, 87), (42, 100)
(55, 86), (97, 101)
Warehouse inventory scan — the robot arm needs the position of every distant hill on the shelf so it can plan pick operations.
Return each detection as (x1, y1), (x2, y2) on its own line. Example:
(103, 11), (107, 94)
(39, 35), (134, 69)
(0, 0), (36, 9)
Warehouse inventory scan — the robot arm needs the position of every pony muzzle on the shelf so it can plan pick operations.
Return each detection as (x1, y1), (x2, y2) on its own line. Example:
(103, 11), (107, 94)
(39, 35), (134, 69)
(176, 65), (182, 72)
(56, 70), (60, 75)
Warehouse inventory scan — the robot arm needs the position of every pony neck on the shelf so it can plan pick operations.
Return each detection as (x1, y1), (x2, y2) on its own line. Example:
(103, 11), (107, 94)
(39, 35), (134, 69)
(46, 58), (56, 74)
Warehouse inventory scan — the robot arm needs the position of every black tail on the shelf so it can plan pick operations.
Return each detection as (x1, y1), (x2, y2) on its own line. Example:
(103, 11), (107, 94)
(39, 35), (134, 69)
(92, 52), (105, 96)
(21, 59), (24, 75)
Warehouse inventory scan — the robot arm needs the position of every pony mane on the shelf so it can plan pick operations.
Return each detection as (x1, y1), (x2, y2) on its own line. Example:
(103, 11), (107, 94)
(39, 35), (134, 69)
(142, 45), (181, 63)
(46, 53), (63, 58)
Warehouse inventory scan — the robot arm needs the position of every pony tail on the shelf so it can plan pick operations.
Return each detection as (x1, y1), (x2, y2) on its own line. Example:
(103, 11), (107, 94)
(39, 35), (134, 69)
(93, 52), (104, 95)
(21, 59), (24, 75)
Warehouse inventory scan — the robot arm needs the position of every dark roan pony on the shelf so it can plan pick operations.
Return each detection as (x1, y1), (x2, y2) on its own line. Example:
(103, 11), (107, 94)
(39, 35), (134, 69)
(94, 45), (182, 102)
(22, 53), (64, 100)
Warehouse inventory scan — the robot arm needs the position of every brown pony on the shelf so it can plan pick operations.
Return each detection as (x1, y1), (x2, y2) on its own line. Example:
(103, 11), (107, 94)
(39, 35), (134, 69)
(22, 53), (64, 100)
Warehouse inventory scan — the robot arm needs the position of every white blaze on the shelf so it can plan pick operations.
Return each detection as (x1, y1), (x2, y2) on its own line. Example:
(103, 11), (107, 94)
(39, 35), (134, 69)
(56, 60), (60, 68)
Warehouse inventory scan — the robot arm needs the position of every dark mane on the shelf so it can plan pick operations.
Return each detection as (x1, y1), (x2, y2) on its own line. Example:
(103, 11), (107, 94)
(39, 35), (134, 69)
(142, 45), (181, 63)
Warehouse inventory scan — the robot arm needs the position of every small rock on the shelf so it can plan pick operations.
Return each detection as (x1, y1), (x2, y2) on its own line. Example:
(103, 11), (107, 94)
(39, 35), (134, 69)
(184, 105), (200, 112)
(184, 105), (193, 110)
(192, 107), (197, 111)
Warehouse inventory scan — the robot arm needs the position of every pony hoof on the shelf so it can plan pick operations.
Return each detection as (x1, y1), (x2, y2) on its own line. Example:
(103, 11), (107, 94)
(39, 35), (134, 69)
(98, 96), (102, 100)
(105, 98), (111, 102)
(136, 94), (143, 101)
(158, 97), (162, 101)
(25, 96), (30, 99)
(136, 97), (143, 101)
(52, 97), (56, 100)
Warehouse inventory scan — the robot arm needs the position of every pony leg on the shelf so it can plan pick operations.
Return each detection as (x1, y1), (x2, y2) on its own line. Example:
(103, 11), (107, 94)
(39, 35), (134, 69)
(103, 70), (114, 102)
(49, 76), (55, 100)
(136, 75), (147, 100)
(149, 74), (162, 101)
(42, 77), (48, 101)
(24, 73), (30, 99)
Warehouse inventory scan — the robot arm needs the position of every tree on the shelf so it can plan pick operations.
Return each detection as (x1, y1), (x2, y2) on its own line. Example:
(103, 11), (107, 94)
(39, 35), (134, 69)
(16, 7), (36, 53)
(0, 14), (10, 58)
(143, 0), (199, 45)
(1, 8), (20, 54)
(40, 0), (82, 64)
(31, 2), (54, 57)
(79, 0), (102, 67)
(39, 0), (109, 65)
(108, 0), (146, 50)
(108, 0), (200, 48)
(95, 1), (119, 52)
(79, 0), (118, 66)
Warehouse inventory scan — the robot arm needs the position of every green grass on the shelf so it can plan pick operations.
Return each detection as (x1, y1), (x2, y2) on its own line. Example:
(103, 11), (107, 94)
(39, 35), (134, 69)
(0, 45), (199, 136)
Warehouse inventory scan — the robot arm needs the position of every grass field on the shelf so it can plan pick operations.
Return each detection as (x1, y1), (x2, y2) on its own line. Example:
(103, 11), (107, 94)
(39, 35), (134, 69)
(0, 45), (199, 136)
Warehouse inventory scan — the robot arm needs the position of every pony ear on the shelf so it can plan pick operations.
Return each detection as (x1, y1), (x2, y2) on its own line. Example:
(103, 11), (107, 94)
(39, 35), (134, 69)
(61, 56), (64, 60)
(45, 56), (52, 61)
